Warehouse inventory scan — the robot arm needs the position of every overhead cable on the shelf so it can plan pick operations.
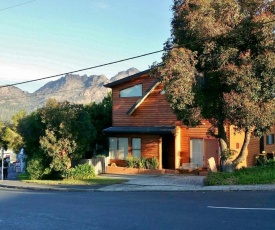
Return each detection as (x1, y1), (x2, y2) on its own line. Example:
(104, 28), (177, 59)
(0, 0), (37, 12)
(0, 49), (165, 89)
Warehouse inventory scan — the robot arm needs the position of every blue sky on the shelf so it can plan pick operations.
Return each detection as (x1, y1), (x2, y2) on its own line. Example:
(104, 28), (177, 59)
(0, 0), (173, 92)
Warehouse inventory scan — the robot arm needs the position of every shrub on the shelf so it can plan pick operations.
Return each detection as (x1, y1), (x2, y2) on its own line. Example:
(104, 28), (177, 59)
(144, 157), (159, 169)
(26, 155), (46, 180)
(66, 163), (96, 180)
(42, 170), (63, 180)
(126, 156), (140, 168)
(264, 159), (275, 167)
(126, 156), (159, 169)
(138, 157), (146, 169)
(148, 157), (159, 169)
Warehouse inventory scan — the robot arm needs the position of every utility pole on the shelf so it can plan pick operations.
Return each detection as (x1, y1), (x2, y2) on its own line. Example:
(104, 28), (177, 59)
(1, 147), (3, 181)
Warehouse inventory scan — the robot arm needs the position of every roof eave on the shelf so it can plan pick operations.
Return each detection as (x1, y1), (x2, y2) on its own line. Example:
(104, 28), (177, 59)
(104, 69), (150, 88)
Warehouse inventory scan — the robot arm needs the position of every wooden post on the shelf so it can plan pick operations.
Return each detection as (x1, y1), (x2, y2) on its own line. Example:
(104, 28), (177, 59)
(159, 137), (162, 169)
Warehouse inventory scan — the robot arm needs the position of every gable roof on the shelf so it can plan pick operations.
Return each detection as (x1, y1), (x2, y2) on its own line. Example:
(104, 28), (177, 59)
(104, 69), (150, 88)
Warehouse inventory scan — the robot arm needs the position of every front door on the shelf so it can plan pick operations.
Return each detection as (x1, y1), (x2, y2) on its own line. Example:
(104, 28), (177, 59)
(162, 134), (175, 169)
(204, 139), (219, 167)
(190, 139), (203, 167)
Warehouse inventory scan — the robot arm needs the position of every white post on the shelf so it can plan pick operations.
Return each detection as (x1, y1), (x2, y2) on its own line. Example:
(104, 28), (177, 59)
(1, 147), (3, 181)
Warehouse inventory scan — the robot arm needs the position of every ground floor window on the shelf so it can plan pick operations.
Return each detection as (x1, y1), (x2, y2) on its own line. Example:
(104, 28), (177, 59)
(132, 138), (141, 158)
(109, 137), (128, 159)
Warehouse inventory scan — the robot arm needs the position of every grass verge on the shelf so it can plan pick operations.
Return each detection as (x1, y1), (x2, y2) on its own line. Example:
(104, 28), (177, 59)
(204, 166), (275, 186)
(17, 173), (127, 186)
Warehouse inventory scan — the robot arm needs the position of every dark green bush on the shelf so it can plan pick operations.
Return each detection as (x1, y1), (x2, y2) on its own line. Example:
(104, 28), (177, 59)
(264, 159), (275, 167)
(42, 170), (63, 180)
(66, 163), (96, 179)
(26, 154), (47, 180)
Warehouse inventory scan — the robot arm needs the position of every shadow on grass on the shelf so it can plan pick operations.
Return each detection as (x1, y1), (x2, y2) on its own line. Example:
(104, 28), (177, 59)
(17, 173), (127, 186)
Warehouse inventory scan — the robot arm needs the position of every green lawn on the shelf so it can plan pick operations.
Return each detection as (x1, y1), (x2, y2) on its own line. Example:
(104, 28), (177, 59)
(204, 165), (275, 186)
(17, 173), (127, 186)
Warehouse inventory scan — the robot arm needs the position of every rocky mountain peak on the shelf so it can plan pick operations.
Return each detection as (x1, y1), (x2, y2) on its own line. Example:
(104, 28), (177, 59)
(0, 68), (140, 122)
(110, 67), (139, 82)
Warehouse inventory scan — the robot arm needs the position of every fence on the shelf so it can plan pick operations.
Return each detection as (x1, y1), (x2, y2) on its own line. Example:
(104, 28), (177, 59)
(79, 157), (110, 175)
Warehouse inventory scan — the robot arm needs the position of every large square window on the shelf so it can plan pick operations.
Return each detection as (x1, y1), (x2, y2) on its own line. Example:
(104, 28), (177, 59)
(109, 137), (128, 159)
(120, 84), (142, 97)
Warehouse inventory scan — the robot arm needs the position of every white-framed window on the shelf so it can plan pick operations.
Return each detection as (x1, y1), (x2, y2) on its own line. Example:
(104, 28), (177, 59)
(132, 138), (141, 158)
(120, 84), (142, 97)
(109, 137), (128, 159)
(266, 134), (274, 145)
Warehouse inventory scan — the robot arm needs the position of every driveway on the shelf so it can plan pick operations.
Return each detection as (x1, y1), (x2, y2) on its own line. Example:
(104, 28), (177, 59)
(98, 174), (206, 191)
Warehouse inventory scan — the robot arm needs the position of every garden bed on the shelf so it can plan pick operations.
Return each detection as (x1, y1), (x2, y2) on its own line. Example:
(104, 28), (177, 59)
(106, 165), (180, 175)
(106, 165), (203, 175)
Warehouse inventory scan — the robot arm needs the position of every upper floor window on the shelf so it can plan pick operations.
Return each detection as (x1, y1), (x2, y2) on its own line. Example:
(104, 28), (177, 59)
(120, 84), (142, 97)
(266, 134), (274, 145)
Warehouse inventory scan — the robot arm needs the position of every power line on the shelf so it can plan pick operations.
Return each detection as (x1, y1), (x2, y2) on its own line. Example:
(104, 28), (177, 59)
(0, 49), (165, 89)
(0, 16), (273, 90)
(0, 0), (37, 12)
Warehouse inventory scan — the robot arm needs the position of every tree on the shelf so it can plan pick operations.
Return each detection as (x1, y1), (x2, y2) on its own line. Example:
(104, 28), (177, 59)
(17, 99), (96, 178)
(0, 111), (26, 153)
(39, 99), (96, 160)
(0, 123), (9, 151)
(17, 110), (44, 157)
(151, 0), (275, 169)
(86, 93), (112, 156)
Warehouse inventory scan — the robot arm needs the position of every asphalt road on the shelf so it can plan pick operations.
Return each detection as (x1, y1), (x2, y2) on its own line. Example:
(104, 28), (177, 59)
(0, 189), (274, 230)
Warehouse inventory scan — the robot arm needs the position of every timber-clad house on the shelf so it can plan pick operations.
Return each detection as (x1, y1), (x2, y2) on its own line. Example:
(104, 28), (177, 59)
(104, 70), (272, 170)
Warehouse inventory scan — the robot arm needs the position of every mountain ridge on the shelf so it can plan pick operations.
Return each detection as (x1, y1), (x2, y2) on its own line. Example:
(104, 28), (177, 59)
(0, 67), (139, 122)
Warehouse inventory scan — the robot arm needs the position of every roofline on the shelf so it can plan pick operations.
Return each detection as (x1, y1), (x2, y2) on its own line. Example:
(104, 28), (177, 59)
(103, 126), (175, 135)
(104, 69), (150, 88)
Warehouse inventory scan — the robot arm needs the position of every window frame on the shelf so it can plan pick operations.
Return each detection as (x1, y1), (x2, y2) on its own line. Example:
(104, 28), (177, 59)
(109, 137), (129, 159)
(120, 84), (142, 98)
(266, 134), (274, 145)
(132, 137), (141, 158)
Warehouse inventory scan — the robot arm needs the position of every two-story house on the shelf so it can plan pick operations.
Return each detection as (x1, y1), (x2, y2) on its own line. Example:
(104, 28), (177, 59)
(104, 70), (261, 170)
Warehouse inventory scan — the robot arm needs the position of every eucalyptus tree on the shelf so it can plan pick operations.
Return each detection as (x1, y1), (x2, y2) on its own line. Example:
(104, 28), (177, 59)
(151, 0), (275, 168)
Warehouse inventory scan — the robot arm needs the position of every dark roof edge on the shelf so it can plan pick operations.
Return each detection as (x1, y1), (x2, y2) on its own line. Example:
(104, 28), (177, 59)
(103, 126), (175, 135)
(104, 69), (150, 88)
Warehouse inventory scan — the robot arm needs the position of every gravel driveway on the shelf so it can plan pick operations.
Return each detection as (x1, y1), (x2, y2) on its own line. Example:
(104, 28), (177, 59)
(98, 174), (206, 191)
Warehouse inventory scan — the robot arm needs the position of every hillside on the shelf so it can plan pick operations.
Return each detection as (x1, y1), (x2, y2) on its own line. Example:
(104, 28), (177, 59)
(0, 68), (139, 122)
